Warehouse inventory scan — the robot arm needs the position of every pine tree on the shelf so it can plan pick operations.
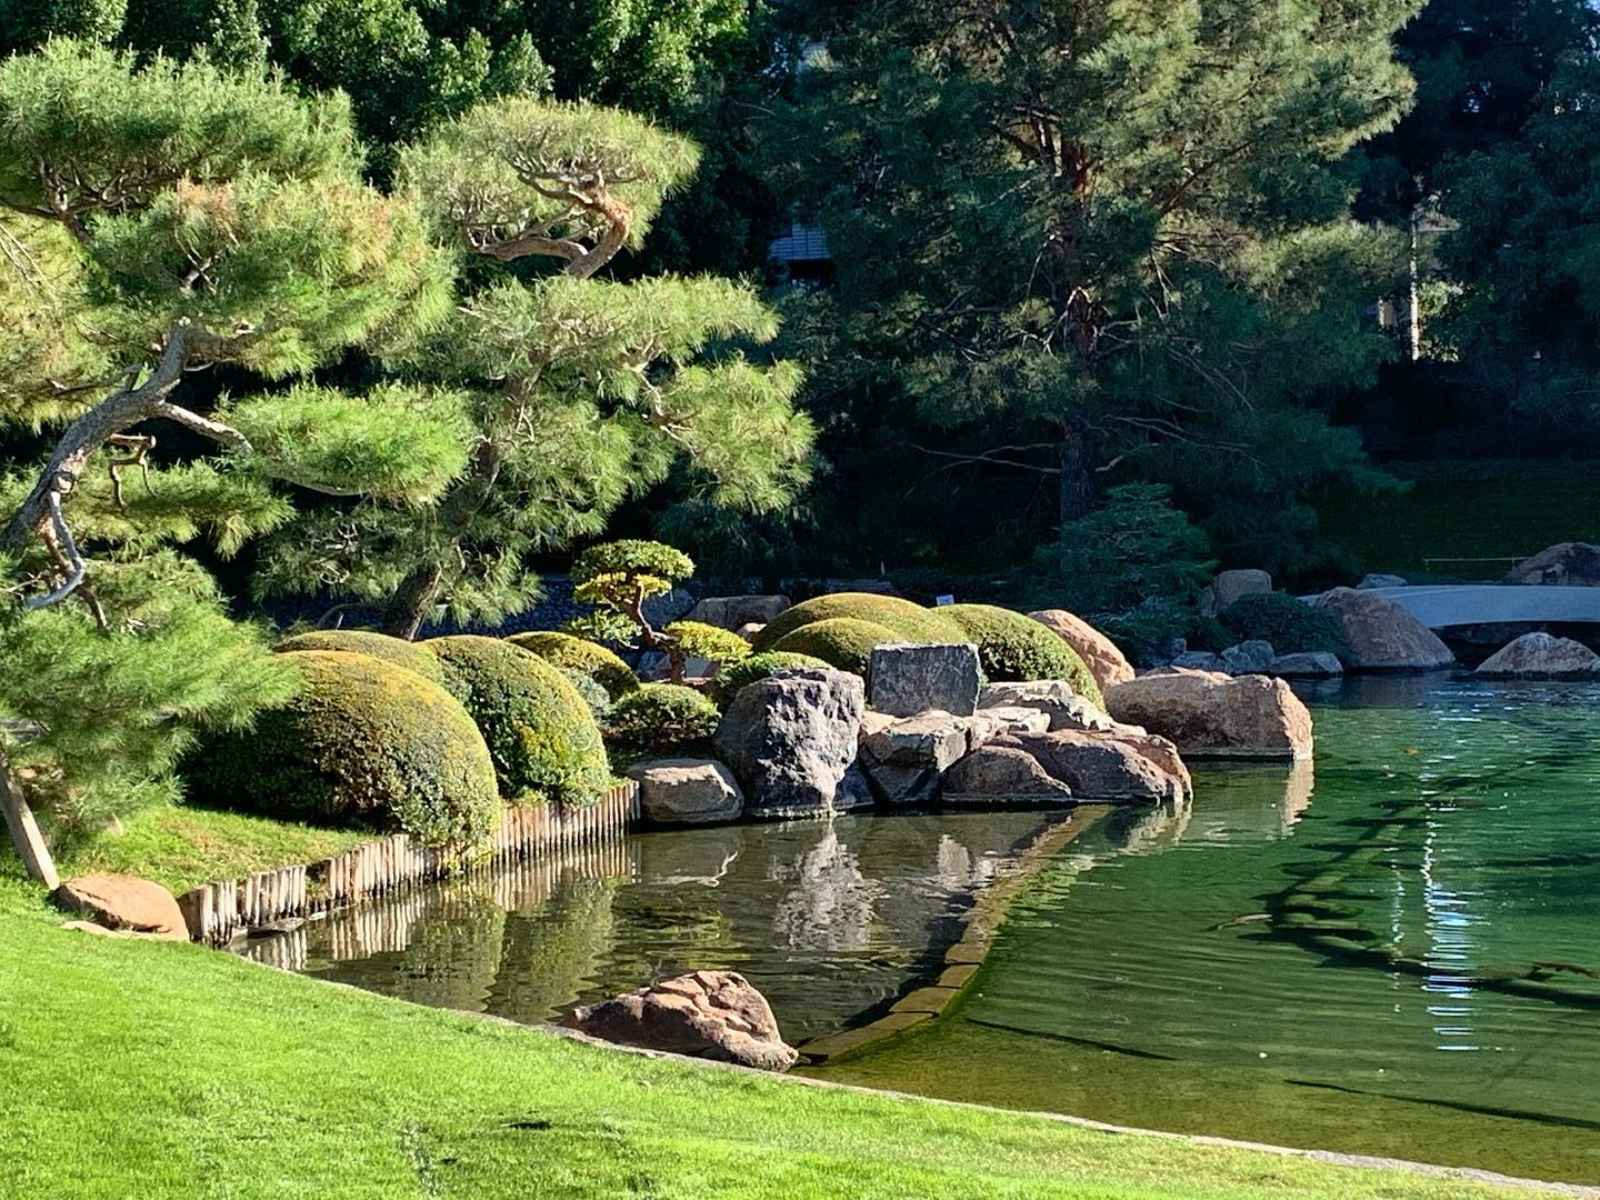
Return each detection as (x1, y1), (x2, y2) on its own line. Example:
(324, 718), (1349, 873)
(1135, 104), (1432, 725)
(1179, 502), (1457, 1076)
(251, 96), (814, 639)
(0, 43), (464, 878)
(766, 0), (1420, 568)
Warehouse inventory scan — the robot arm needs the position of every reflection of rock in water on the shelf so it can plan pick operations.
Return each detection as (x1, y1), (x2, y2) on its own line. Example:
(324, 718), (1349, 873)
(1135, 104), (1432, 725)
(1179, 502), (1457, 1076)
(634, 822), (747, 886)
(1104, 798), (1192, 854)
(771, 826), (884, 952)
(1279, 759), (1314, 831)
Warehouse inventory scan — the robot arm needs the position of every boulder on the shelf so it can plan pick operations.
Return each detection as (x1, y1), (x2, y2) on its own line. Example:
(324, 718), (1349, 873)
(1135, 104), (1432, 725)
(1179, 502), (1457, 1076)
(1027, 610), (1135, 692)
(974, 705), (1053, 738)
(834, 763), (877, 812)
(943, 743), (1076, 802)
(1476, 632), (1600, 679)
(637, 651), (715, 682)
(1270, 651), (1345, 678)
(1358, 573), (1408, 590)
(52, 873), (188, 940)
(1105, 668), (1314, 761)
(1106, 730), (1193, 800)
(977, 680), (1116, 733)
(564, 969), (799, 1072)
(1311, 587), (1454, 671)
(1505, 543), (1600, 587)
(626, 758), (744, 826)
(714, 667), (866, 818)
(1172, 650), (1225, 672)
(1220, 640), (1276, 675)
(991, 730), (1187, 804)
(686, 595), (793, 631)
(1199, 569), (1272, 617)
(867, 642), (981, 717)
(857, 709), (1007, 806)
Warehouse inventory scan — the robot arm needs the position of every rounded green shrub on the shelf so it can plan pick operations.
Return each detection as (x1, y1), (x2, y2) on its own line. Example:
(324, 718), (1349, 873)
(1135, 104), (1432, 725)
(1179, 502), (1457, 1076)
(768, 617), (900, 675)
(425, 635), (610, 806)
(710, 650), (832, 705)
(751, 592), (965, 653)
(273, 629), (444, 684)
(663, 619), (752, 668)
(183, 650), (499, 848)
(557, 667), (613, 723)
(505, 630), (639, 699)
(1221, 593), (1352, 660)
(942, 603), (1104, 707)
(604, 683), (721, 760)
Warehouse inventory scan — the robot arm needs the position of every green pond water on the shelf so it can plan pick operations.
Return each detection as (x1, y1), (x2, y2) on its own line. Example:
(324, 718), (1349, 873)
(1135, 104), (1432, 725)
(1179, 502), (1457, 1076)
(280, 675), (1600, 1182)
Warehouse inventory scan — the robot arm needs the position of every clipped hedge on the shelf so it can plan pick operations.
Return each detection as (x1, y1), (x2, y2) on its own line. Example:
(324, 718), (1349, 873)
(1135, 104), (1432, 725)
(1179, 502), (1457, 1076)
(768, 617), (900, 675)
(273, 629), (445, 684)
(1221, 593), (1352, 660)
(710, 650), (832, 705)
(605, 683), (721, 760)
(505, 630), (639, 699)
(426, 635), (610, 807)
(183, 650), (499, 848)
(752, 592), (965, 653)
(942, 603), (1104, 707)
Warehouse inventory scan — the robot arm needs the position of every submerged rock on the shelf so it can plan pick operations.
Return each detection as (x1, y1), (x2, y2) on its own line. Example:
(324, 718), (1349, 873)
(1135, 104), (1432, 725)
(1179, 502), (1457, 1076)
(1310, 587), (1453, 671)
(565, 969), (799, 1072)
(714, 667), (865, 818)
(1105, 668), (1314, 761)
(626, 758), (744, 825)
(866, 642), (982, 717)
(52, 873), (188, 940)
(1476, 632), (1600, 679)
(1027, 610), (1135, 692)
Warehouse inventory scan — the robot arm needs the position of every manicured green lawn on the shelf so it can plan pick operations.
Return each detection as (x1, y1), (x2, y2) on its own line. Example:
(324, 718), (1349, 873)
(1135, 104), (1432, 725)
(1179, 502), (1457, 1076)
(1, 803), (368, 896)
(0, 881), (1572, 1200)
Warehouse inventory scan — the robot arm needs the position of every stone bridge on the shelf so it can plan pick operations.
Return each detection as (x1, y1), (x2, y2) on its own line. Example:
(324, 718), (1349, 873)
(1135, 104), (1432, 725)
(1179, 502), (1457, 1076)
(1328, 586), (1600, 630)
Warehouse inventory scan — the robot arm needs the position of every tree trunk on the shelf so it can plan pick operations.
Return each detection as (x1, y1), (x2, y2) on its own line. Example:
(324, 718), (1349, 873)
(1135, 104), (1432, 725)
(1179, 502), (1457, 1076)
(1, 748), (58, 891)
(381, 562), (445, 640)
(1057, 424), (1095, 525)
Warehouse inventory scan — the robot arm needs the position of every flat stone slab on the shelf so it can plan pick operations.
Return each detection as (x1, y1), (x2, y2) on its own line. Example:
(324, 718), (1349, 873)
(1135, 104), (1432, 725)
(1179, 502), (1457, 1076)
(890, 986), (962, 1016)
(867, 642), (981, 717)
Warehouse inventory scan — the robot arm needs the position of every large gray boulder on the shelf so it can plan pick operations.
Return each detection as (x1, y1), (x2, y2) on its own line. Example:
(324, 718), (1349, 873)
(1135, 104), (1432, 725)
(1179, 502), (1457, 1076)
(1105, 668), (1314, 761)
(1505, 543), (1600, 587)
(977, 680), (1116, 733)
(626, 758), (744, 826)
(686, 595), (793, 631)
(1476, 632), (1600, 679)
(856, 709), (1028, 806)
(714, 668), (865, 818)
(1027, 610), (1135, 692)
(564, 970), (799, 1072)
(1199, 569), (1272, 617)
(1270, 651), (1344, 678)
(1311, 587), (1454, 671)
(866, 642), (981, 717)
(1221, 640), (1276, 675)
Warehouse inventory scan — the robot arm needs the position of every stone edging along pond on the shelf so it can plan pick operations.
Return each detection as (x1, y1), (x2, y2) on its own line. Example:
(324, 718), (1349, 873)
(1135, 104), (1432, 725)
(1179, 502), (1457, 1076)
(796, 804), (1116, 1066)
(178, 781), (640, 945)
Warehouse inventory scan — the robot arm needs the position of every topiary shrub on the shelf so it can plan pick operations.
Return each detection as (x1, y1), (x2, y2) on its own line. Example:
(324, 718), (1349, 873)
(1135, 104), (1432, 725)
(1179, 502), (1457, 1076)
(1221, 593), (1352, 660)
(505, 630), (639, 700)
(183, 650), (499, 848)
(557, 667), (613, 724)
(710, 650), (832, 705)
(604, 683), (721, 761)
(941, 603), (1104, 707)
(662, 619), (752, 672)
(751, 592), (965, 652)
(273, 629), (445, 684)
(768, 617), (900, 675)
(425, 635), (610, 807)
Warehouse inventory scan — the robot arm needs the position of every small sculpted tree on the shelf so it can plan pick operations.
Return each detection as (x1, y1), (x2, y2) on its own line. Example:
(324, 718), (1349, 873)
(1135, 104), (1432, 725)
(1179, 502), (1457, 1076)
(254, 97), (814, 639)
(0, 43), (464, 879)
(566, 539), (750, 684)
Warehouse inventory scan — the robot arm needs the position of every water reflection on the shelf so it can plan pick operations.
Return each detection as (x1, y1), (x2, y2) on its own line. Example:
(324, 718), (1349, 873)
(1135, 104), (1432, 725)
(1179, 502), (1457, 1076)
(292, 808), (1082, 1040)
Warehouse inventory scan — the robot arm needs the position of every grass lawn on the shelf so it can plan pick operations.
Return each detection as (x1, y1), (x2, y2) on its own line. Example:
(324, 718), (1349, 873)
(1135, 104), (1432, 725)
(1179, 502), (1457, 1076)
(0, 880), (1577, 1200)
(0, 803), (369, 896)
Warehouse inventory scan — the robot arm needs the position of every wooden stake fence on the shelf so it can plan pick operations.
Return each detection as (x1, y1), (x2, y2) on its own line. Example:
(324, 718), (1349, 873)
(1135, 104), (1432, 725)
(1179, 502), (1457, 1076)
(179, 782), (639, 946)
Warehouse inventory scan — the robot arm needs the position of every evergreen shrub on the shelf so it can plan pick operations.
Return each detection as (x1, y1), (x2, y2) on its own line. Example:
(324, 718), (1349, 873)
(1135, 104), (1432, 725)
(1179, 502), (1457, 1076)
(767, 617), (900, 675)
(751, 592), (964, 652)
(709, 651), (832, 705)
(273, 629), (445, 684)
(604, 683), (721, 760)
(942, 603), (1104, 706)
(505, 630), (639, 699)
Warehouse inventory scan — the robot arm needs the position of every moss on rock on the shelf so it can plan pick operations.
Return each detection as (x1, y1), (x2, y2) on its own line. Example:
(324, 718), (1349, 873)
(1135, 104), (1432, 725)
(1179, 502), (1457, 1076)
(505, 630), (640, 699)
(273, 629), (445, 684)
(942, 603), (1104, 707)
(183, 650), (499, 849)
(425, 635), (610, 807)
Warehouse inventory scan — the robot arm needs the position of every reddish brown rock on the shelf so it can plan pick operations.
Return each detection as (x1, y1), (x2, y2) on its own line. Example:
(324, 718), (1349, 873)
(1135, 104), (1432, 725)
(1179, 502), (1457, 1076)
(999, 730), (1188, 804)
(942, 743), (1076, 802)
(564, 970), (799, 1071)
(1310, 587), (1453, 671)
(1105, 668), (1314, 762)
(52, 873), (188, 940)
(1028, 610), (1135, 692)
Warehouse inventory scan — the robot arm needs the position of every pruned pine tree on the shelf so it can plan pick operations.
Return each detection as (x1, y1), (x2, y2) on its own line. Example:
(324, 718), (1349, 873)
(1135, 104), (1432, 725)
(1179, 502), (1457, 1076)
(253, 98), (815, 639)
(0, 43), (465, 875)
(769, 0), (1419, 568)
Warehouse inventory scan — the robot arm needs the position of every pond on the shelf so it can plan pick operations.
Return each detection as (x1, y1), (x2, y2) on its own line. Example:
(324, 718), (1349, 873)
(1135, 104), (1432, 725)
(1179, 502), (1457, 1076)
(272, 675), (1600, 1183)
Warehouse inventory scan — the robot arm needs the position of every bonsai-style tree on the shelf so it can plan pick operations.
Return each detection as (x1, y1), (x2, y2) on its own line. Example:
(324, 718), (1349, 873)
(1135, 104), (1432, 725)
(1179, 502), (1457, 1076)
(251, 97), (814, 639)
(567, 540), (749, 684)
(0, 43), (466, 882)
